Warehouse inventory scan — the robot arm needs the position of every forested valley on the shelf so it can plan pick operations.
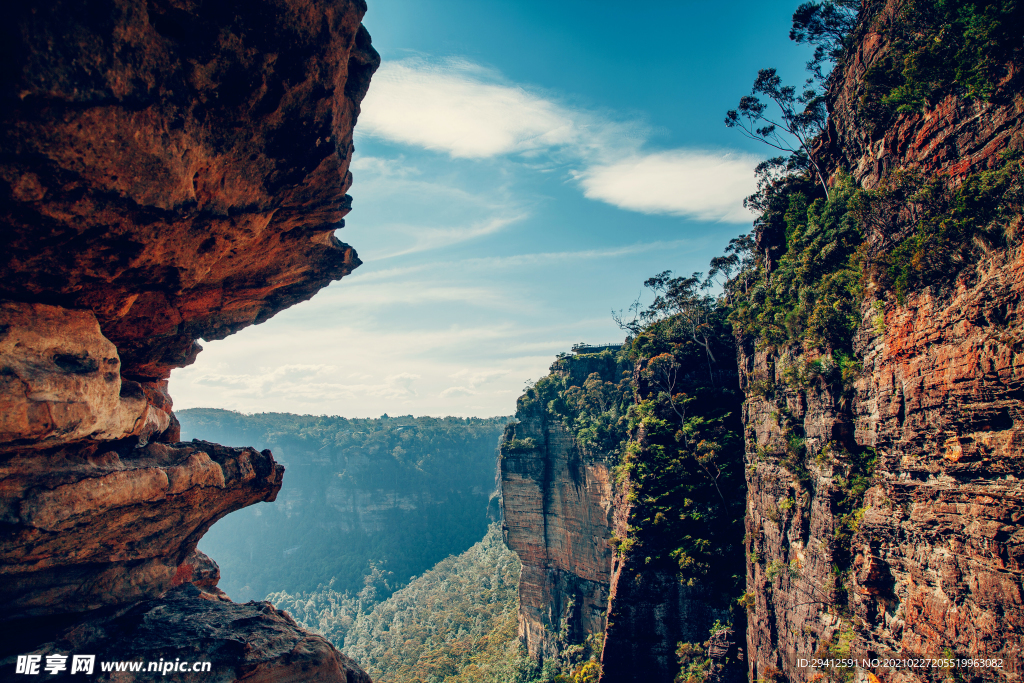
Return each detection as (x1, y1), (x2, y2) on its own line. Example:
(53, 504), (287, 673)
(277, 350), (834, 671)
(178, 410), (509, 603)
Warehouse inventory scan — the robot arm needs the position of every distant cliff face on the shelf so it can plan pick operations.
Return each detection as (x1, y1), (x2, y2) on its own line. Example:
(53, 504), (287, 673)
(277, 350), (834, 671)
(500, 353), (621, 661)
(501, 341), (746, 683)
(742, 0), (1024, 679)
(178, 410), (507, 602)
(0, 0), (378, 678)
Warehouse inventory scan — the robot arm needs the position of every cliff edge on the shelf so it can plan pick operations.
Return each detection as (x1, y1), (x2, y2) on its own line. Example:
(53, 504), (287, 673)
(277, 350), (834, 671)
(741, 0), (1024, 679)
(0, 0), (378, 679)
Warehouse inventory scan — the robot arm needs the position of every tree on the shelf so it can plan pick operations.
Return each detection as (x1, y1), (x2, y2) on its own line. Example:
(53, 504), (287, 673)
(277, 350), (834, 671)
(614, 271), (722, 385)
(642, 353), (727, 505)
(706, 233), (756, 297)
(790, 0), (862, 81)
(725, 68), (831, 199)
(726, 1), (862, 204)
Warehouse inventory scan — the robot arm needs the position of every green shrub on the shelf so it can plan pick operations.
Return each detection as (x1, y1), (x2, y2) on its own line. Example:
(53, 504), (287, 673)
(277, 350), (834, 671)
(860, 0), (1024, 128)
(729, 174), (866, 353)
(865, 157), (1023, 302)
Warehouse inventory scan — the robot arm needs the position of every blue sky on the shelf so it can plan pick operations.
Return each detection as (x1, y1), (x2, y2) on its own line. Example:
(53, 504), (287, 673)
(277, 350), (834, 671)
(171, 0), (815, 418)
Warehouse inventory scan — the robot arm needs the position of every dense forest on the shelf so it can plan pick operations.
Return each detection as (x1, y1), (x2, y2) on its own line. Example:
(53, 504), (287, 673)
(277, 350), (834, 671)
(179, 409), (510, 601)
(269, 525), (529, 682)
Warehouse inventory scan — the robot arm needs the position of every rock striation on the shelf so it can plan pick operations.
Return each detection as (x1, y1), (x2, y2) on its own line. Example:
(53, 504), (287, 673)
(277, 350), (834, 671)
(500, 354), (619, 661)
(849, 255), (1024, 676)
(0, 0), (378, 679)
(742, 0), (1024, 680)
(823, 0), (1024, 190)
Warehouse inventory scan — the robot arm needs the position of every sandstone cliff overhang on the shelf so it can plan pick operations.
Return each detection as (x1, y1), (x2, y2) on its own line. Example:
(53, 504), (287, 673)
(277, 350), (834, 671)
(0, 0), (379, 679)
(0, 0), (378, 381)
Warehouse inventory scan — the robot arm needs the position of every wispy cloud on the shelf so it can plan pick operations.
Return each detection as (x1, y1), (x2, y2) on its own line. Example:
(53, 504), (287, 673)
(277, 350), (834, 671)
(575, 151), (760, 223)
(357, 57), (760, 222)
(370, 213), (529, 259)
(346, 152), (528, 258)
(360, 58), (581, 158)
(345, 239), (699, 285)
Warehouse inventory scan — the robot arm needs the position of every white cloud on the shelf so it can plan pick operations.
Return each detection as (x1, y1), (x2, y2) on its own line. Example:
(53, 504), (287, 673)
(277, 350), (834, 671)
(370, 213), (529, 259)
(356, 57), (760, 222)
(359, 59), (580, 158)
(439, 386), (475, 398)
(171, 320), (580, 417)
(576, 151), (760, 222)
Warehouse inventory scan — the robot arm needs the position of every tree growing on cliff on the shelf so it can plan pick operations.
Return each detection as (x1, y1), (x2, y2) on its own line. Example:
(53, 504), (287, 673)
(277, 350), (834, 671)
(790, 0), (861, 81)
(725, 68), (831, 199)
(613, 270), (730, 386)
(726, 0), (863, 204)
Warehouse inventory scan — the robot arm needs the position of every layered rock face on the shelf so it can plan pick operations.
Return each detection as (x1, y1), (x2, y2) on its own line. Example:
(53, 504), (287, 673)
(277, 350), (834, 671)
(825, 0), (1024, 190)
(500, 356), (618, 660)
(741, 344), (869, 679)
(0, 0), (378, 679)
(850, 256), (1024, 675)
(743, 1), (1024, 680)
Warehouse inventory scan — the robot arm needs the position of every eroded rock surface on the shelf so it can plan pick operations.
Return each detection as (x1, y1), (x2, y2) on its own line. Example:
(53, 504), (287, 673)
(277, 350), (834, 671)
(743, 0), (1024, 680)
(0, 584), (372, 682)
(500, 358), (617, 660)
(1, 439), (282, 619)
(0, 0), (377, 679)
(0, 0), (377, 381)
(0, 303), (173, 451)
(848, 249), (1024, 678)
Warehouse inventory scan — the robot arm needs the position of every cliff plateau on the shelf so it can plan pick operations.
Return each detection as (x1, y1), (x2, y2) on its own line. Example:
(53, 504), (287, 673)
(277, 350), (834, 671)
(0, 0), (378, 680)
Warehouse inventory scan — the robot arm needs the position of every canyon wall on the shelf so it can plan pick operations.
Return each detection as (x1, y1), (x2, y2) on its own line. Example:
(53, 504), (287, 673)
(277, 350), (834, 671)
(0, 0), (378, 679)
(501, 345), (745, 683)
(500, 352), (621, 661)
(742, 0), (1024, 680)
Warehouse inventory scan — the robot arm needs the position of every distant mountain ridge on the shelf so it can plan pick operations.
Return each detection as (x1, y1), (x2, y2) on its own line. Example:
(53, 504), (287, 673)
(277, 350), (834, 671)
(178, 408), (511, 601)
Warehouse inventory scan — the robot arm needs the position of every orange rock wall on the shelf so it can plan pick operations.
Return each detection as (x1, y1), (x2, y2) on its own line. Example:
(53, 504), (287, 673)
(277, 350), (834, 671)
(744, 0), (1024, 679)
(500, 359), (618, 660)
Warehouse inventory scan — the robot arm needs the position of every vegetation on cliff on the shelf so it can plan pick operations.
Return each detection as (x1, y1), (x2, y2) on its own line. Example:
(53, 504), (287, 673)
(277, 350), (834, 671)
(718, 0), (1024, 680)
(340, 525), (543, 683)
(179, 409), (509, 602)
(507, 277), (748, 681)
(860, 0), (1024, 126)
(614, 276), (746, 596)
